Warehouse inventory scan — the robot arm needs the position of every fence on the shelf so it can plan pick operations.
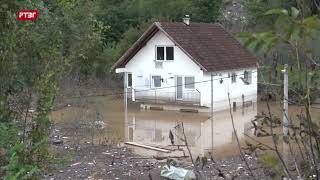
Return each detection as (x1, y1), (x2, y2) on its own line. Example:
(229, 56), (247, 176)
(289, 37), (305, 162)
(129, 88), (201, 106)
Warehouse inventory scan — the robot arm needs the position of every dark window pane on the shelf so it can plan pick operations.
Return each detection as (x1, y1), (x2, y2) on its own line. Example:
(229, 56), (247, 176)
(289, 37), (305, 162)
(231, 73), (237, 83)
(156, 47), (164, 60)
(244, 71), (252, 84)
(248, 71), (252, 84)
(244, 71), (248, 80)
(128, 74), (132, 87)
(153, 76), (161, 87)
(185, 77), (195, 89)
(166, 47), (174, 60)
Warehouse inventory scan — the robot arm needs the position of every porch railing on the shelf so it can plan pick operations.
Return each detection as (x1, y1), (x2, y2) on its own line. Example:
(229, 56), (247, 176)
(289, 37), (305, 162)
(129, 88), (201, 106)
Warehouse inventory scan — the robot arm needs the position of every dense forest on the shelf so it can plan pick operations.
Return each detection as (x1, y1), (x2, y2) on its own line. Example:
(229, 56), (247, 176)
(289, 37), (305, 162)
(0, 0), (319, 179)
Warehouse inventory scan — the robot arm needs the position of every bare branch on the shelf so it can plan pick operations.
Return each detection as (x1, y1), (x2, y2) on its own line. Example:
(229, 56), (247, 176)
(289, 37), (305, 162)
(266, 99), (292, 179)
(227, 93), (256, 178)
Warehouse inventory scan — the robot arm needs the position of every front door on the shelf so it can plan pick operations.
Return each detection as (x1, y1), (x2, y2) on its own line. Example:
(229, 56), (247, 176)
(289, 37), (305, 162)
(176, 76), (183, 100)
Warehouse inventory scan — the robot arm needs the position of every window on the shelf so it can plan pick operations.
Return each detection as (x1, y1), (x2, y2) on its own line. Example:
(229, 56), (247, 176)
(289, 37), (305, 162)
(156, 46), (174, 60)
(233, 102), (237, 112)
(156, 47), (164, 60)
(231, 73), (237, 83)
(152, 76), (161, 87)
(244, 71), (252, 84)
(184, 76), (195, 89)
(166, 47), (174, 60)
(127, 73), (132, 87)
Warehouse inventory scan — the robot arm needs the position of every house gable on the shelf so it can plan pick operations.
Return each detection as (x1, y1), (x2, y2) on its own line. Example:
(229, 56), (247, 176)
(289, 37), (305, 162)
(124, 30), (203, 77)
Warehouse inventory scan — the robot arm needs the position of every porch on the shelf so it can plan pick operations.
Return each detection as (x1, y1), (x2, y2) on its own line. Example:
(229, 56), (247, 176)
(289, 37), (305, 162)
(127, 88), (201, 106)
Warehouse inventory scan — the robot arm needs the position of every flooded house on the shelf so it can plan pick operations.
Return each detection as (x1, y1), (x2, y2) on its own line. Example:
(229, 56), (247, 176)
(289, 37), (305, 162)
(111, 16), (259, 112)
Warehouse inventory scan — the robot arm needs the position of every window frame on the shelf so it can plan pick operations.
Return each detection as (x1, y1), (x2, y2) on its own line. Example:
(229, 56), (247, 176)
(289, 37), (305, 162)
(155, 45), (174, 61)
(166, 46), (174, 60)
(127, 73), (132, 87)
(244, 71), (252, 84)
(184, 76), (195, 89)
(155, 46), (165, 61)
(244, 71), (248, 80)
(151, 75), (162, 88)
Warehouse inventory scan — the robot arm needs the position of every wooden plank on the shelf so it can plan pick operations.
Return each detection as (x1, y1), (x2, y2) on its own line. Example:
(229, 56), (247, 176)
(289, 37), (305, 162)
(179, 109), (198, 113)
(129, 155), (189, 160)
(124, 142), (170, 153)
(149, 106), (163, 111)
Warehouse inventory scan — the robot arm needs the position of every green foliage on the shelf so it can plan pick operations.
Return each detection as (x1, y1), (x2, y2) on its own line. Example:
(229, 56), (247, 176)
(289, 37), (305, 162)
(0, 0), (109, 178)
(299, 160), (313, 177)
(288, 67), (320, 102)
(239, 6), (320, 101)
(103, 19), (158, 70)
(241, 2), (320, 179)
(261, 153), (279, 168)
(240, 6), (320, 52)
(0, 123), (17, 150)
(4, 144), (41, 180)
(261, 153), (285, 179)
(243, 0), (318, 28)
(96, 0), (222, 70)
(98, 0), (222, 43)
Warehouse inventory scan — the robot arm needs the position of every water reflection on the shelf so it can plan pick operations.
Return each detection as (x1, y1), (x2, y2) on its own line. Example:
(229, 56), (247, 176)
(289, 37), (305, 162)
(124, 104), (257, 157)
(50, 96), (320, 159)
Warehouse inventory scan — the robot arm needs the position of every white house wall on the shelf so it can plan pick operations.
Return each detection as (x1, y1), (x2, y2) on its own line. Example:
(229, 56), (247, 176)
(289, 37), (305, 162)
(124, 31), (203, 98)
(122, 30), (257, 111)
(198, 67), (258, 111)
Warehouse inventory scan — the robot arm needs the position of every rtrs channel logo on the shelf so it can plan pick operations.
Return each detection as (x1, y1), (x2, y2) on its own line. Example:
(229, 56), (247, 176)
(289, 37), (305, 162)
(17, 10), (39, 21)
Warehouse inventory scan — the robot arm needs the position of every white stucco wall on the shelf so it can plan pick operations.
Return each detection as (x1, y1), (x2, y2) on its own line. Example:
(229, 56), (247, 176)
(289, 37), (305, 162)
(120, 30), (257, 111)
(124, 31), (203, 100)
(198, 67), (258, 111)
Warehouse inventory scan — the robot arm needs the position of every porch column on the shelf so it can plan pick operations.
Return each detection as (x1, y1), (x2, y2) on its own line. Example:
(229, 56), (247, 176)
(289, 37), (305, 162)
(132, 73), (135, 101)
(124, 72), (128, 110)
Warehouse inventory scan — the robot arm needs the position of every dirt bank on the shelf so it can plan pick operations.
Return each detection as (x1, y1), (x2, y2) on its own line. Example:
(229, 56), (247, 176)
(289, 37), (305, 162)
(46, 123), (271, 180)
(46, 144), (271, 180)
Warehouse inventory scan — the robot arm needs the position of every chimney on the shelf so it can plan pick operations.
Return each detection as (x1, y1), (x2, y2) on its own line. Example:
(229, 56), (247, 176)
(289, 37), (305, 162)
(183, 15), (190, 25)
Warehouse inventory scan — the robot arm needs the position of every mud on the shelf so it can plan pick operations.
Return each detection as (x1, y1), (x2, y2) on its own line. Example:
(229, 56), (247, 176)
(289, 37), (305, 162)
(46, 140), (270, 180)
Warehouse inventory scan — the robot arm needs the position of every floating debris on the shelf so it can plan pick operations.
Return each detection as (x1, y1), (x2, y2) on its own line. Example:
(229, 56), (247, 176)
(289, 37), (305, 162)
(70, 162), (81, 167)
(52, 139), (63, 145)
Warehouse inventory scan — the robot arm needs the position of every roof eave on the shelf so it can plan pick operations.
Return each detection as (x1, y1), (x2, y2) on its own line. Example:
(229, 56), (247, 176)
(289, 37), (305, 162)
(110, 23), (159, 72)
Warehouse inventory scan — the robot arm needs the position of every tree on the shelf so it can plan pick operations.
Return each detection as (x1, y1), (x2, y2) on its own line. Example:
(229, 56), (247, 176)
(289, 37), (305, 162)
(97, 0), (223, 70)
(0, 0), (107, 178)
(239, 5), (320, 178)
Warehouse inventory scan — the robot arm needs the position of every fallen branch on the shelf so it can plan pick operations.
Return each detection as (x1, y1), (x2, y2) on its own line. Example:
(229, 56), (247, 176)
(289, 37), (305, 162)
(243, 133), (275, 151)
(129, 155), (189, 160)
(124, 142), (170, 153)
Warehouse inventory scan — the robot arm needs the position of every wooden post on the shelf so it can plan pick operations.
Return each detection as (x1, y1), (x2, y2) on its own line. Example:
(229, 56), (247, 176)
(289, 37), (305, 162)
(211, 73), (214, 151)
(282, 64), (289, 137)
(242, 94), (245, 115)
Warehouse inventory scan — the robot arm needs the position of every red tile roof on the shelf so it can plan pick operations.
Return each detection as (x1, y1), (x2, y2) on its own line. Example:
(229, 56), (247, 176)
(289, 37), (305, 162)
(111, 22), (258, 72)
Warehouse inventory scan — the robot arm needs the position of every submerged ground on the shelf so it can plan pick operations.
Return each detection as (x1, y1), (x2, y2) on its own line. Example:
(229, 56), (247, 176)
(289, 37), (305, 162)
(45, 94), (320, 179)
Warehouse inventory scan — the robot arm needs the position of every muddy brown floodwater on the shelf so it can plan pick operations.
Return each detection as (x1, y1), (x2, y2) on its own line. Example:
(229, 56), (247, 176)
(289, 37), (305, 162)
(50, 96), (320, 159)
(47, 95), (320, 179)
